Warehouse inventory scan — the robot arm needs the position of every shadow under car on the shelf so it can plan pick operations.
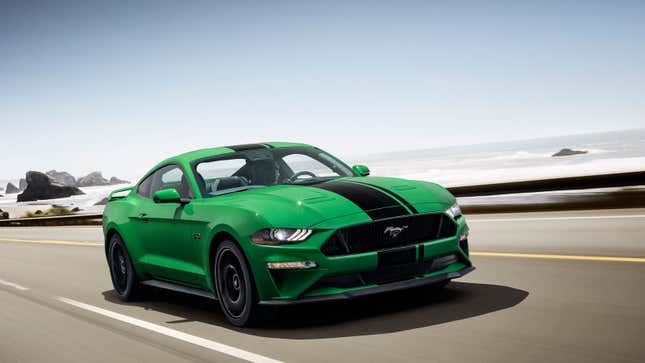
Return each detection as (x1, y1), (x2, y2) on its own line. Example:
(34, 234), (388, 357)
(102, 281), (529, 339)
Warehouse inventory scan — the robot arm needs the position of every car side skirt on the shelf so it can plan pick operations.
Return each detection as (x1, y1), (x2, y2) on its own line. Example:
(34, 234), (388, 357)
(258, 265), (475, 306)
(140, 279), (217, 300)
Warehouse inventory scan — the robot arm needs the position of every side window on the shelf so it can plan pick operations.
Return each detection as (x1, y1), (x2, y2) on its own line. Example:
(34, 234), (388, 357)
(161, 168), (183, 184)
(196, 158), (247, 179)
(138, 165), (192, 199)
(195, 158), (250, 196)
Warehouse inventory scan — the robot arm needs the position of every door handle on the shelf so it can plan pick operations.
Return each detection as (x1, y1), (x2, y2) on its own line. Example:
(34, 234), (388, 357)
(138, 213), (149, 222)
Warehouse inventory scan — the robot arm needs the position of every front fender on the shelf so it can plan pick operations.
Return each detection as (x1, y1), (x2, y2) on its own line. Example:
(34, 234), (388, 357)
(189, 202), (271, 294)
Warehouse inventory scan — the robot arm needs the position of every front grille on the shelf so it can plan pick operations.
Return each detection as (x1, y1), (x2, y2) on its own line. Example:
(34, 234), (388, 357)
(321, 213), (457, 256)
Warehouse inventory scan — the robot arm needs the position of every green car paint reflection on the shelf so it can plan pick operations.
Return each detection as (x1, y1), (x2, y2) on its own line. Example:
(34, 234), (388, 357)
(103, 142), (473, 327)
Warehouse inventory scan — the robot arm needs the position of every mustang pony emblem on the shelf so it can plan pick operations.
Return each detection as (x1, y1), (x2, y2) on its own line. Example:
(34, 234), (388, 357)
(384, 225), (408, 238)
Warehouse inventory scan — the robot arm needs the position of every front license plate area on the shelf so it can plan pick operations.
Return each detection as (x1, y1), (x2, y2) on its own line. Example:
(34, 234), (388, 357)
(362, 246), (418, 285)
(378, 246), (416, 266)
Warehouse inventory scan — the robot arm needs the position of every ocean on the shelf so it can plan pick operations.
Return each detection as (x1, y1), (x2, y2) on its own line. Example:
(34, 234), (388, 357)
(349, 128), (645, 186)
(1, 129), (644, 214)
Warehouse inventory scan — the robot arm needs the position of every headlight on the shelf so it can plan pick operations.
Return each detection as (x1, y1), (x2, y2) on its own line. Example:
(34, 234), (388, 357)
(446, 202), (462, 219)
(251, 228), (313, 245)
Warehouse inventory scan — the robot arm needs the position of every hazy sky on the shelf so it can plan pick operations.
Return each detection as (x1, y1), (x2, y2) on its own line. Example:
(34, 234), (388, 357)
(2, 0), (644, 180)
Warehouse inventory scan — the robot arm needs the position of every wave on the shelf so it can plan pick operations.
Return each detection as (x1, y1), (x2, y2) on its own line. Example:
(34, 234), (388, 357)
(0, 184), (131, 213)
(490, 151), (553, 160)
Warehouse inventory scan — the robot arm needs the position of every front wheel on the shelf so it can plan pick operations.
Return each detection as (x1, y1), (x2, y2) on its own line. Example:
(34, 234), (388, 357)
(214, 240), (264, 327)
(107, 233), (142, 301)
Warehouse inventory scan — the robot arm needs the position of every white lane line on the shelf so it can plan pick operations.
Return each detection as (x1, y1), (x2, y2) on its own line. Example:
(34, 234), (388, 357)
(468, 214), (645, 222)
(56, 297), (283, 363)
(0, 278), (29, 291)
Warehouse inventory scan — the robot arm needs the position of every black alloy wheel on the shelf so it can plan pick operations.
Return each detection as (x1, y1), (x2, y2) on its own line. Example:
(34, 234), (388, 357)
(214, 240), (263, 327)
(108, 234), (141, 301)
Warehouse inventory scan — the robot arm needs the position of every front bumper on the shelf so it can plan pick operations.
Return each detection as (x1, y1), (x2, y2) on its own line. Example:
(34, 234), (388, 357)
(259, 265), (474, 305)
(248, 214), (471, 302)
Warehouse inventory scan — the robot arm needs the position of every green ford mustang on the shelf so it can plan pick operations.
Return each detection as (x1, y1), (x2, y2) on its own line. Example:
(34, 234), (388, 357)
(103, 142), (473, 326)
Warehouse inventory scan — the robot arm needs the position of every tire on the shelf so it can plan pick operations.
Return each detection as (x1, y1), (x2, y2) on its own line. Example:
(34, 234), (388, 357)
(107, 233), (142, 301)
(214, 240), (263, 327)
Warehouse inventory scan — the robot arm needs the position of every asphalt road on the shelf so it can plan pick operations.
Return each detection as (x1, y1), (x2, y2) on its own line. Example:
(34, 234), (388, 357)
(1, 208), (644, 363)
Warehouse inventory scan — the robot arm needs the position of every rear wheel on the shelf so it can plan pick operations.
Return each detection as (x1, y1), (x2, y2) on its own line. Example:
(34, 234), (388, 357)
(108, 233), (142, 301)
(214, 240), (263, 327)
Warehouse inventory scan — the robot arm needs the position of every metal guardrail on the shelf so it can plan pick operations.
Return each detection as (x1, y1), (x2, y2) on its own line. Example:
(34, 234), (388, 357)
(0, 213), (103, 227)
(1, 171), (643, 226)
(447, 171), (645, 197)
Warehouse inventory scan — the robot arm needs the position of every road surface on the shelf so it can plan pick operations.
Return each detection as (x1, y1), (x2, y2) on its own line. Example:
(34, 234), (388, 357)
(1, 208), (644, 363)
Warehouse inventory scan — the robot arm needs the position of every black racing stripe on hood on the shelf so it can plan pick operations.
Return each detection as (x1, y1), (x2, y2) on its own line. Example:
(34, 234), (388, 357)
(313, 181), (410, 220)
(362, 207), (411, 221)
(348, 181), (419, 214)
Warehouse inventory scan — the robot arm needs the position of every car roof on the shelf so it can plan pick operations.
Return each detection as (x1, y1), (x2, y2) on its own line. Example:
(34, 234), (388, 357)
(157, 141), (315, 166)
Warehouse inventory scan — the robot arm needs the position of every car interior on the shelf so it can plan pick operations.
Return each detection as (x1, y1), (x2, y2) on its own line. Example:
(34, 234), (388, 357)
(192, 148), (352, 197)
(195, 158), (281, 196)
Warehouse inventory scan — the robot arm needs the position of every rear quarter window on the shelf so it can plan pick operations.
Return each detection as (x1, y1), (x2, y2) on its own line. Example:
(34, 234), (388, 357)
(137, 174), (152, 198)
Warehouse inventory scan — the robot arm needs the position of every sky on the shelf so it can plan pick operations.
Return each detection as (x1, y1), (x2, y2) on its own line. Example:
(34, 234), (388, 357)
(1, 0), (644, 181)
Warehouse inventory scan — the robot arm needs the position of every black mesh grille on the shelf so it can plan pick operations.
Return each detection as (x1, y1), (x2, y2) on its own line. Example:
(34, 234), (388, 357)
(321, 213), (457, 256)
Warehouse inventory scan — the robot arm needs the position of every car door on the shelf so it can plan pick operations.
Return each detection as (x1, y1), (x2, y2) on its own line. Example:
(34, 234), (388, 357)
(137, 164), (206, 287)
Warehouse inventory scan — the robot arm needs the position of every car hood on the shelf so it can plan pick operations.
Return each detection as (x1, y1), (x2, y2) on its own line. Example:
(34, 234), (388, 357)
(212, 176), (455, 227)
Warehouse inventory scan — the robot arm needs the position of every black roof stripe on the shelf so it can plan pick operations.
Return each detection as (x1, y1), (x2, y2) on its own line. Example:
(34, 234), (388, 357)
(312, 181), (410, 220)
(226, 143), (269, 151)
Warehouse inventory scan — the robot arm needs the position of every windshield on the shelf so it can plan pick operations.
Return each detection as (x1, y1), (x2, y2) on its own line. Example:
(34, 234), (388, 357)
(193, 147), (354, 197)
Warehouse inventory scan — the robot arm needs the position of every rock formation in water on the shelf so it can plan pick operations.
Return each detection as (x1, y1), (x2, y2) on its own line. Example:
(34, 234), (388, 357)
(77, 171), (110, 187)
(17, 171), (84, 202)
(5, 182), (20, 194)
(552, 148), (588, 157)
(46, 170), (77, 187)
(109, 176), (130, 185)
